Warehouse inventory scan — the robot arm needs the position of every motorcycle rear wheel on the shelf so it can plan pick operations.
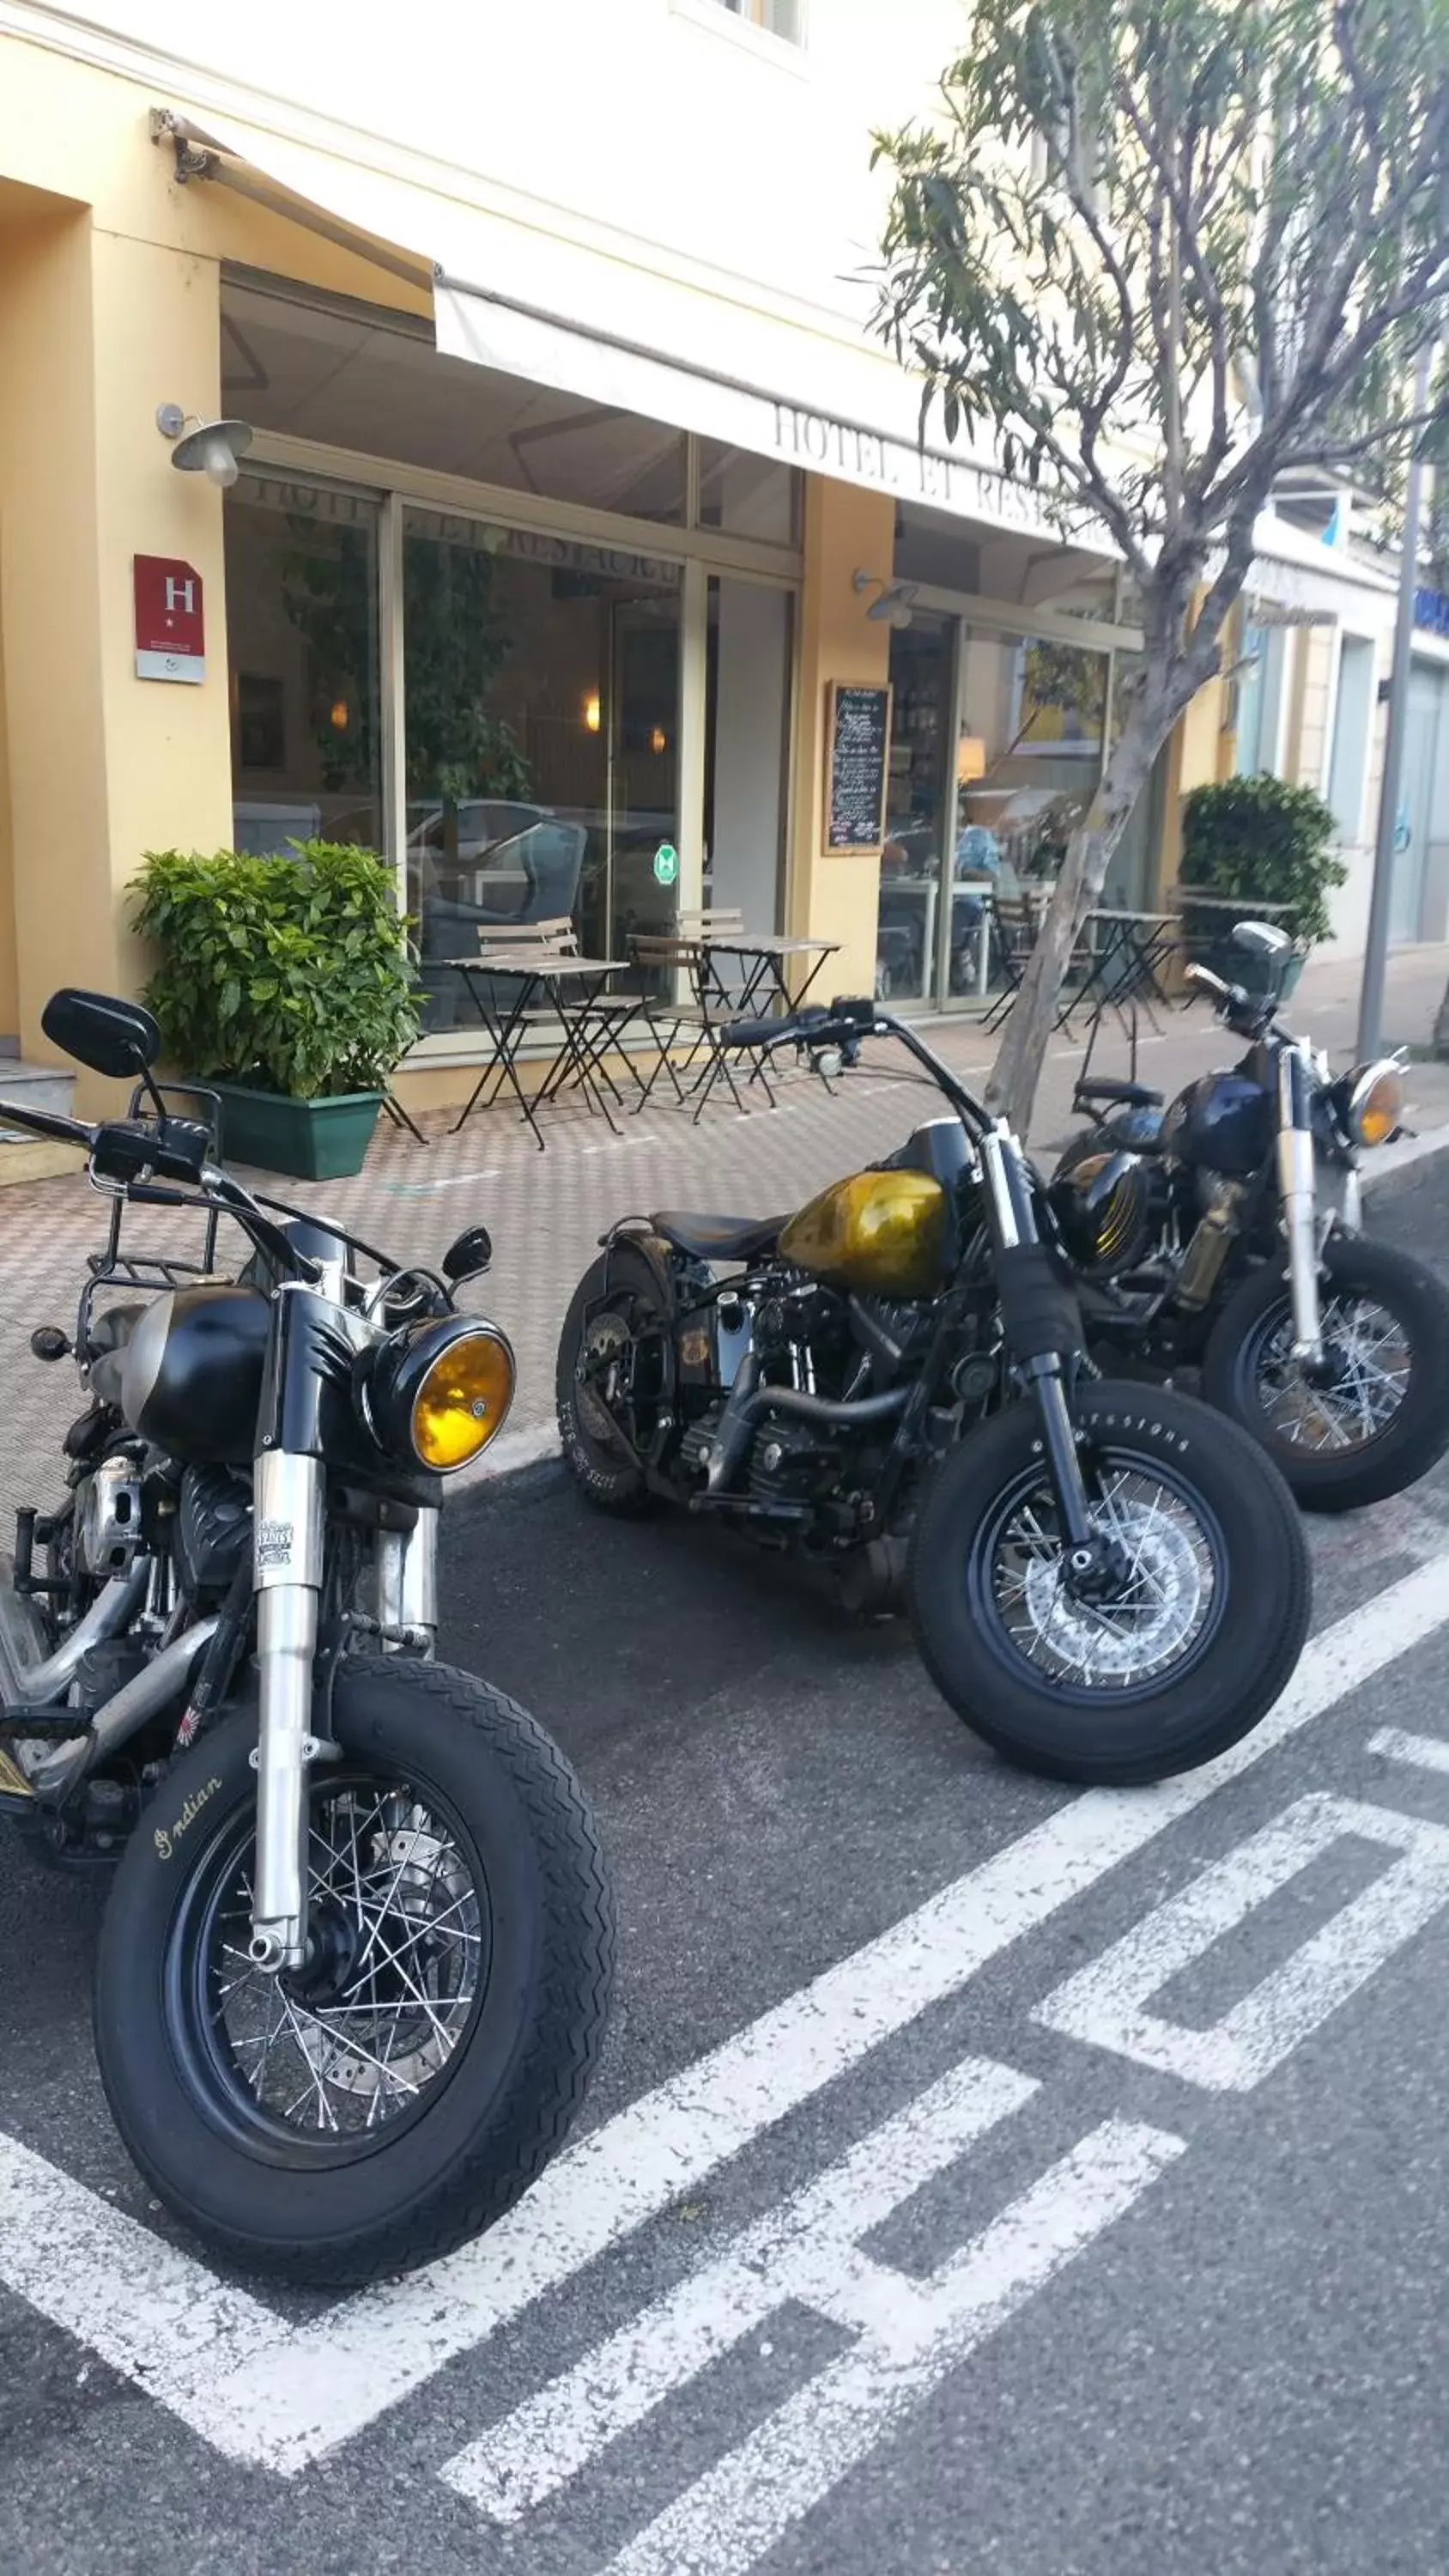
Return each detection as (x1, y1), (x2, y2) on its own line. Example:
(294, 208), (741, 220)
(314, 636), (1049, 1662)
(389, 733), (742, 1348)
(94, 1658), (613, 2286)
(555, 1244), (670, 1514)
(907, 1383), (1311, 1786)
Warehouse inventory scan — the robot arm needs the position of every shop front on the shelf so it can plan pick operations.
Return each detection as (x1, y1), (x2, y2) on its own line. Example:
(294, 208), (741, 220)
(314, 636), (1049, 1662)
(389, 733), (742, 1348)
(0, 31), (1172, 1121)
(217, 273), (800, 1053)
(870, 520), (1154, 1009)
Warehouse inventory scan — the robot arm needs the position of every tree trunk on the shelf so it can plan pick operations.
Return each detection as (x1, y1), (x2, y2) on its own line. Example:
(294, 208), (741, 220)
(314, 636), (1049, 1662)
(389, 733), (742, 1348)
(984, 688), (1177, 1137)
(1434, 974), (1449, 1060)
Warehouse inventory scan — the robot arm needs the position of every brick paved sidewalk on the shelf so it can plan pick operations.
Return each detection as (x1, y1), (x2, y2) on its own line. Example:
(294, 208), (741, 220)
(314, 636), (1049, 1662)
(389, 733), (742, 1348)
(0, 947), (1446, 1543)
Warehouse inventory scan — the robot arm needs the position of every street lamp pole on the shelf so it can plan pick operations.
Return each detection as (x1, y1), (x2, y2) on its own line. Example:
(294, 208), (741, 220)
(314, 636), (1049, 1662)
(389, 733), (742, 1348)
(1357, 337), (1436, 1060)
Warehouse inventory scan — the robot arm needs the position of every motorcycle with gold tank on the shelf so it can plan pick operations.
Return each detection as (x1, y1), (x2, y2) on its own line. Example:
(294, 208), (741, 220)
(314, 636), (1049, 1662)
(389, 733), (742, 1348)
(0, 989), (612, 2284)
(556, 997), (1313, 1786)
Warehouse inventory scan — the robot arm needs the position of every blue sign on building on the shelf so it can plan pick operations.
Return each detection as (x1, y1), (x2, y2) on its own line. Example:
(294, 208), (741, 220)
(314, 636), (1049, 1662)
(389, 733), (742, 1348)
(1414, 586), (1449, 637)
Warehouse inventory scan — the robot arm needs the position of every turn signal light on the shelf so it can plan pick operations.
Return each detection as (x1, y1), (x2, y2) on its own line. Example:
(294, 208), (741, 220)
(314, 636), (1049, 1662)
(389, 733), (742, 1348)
(1343, 1061), (1404, 1150)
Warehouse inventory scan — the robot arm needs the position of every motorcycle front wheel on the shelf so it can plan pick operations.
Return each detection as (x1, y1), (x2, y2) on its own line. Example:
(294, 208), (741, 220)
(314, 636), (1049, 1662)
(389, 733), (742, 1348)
(94, 1658), (614, 2286)
(907, 1383), (1311, 1786)
(1201, 1233), (1449, 1511)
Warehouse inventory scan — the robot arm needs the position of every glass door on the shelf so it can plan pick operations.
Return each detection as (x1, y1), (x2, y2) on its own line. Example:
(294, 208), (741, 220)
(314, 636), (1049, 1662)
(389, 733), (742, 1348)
(876, 617), (955, 1005)
(602, 595), (682, 969)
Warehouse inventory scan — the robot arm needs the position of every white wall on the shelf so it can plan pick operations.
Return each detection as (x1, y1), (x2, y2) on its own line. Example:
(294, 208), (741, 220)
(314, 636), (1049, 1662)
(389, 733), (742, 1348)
(27, 0), (973, 328)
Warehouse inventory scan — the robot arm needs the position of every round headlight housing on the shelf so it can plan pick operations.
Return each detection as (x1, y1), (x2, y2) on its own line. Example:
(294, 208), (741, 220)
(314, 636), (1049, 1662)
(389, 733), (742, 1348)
(1341, 1060), (1404, 1150)
(367, 1317), (516, 1473)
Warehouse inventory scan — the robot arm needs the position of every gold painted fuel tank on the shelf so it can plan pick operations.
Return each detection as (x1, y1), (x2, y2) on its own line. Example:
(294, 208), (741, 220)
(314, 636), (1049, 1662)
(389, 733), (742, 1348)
(777, 1169), (949, 1297)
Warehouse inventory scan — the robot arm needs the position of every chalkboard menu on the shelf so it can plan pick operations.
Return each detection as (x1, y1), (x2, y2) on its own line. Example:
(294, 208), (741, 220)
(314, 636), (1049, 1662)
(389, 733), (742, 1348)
(825, 681), (893, 854)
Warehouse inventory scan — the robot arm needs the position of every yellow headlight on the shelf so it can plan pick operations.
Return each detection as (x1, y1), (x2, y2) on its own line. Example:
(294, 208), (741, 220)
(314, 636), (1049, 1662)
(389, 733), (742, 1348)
(1346, 1062), (1404, 1150)
(410, 1327), (515, 1471)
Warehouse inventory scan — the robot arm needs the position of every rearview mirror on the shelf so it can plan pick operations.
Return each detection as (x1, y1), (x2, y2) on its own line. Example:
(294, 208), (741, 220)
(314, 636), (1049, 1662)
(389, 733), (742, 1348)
(442, 1224), (494, 1285)
(40, 988), (160, 1081)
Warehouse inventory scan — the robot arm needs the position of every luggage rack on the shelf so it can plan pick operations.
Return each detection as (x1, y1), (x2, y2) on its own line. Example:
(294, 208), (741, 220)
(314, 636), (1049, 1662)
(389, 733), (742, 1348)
(77, 1081), (229, 1352)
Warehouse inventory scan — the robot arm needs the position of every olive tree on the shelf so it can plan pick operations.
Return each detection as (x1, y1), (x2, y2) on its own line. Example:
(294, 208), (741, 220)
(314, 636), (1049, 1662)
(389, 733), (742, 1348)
(875, 0), (1449, 1131)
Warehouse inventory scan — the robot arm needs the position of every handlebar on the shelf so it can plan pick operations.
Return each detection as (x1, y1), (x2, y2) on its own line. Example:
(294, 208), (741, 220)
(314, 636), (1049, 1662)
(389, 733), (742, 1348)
(719, 996), (993, 1135)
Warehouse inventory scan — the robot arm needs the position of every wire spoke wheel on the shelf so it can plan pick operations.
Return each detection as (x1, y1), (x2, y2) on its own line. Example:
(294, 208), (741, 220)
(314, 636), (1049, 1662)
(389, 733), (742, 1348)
(179, 1765), (489, 2160)
(982, 1462), (1221, 1696)
(1249, 1293), (1411, 1454)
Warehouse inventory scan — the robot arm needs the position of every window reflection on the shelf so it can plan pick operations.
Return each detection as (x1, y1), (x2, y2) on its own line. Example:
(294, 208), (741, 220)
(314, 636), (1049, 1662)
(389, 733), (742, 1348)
(224, 473), (383, 857)
(403, 512), (682, 1030)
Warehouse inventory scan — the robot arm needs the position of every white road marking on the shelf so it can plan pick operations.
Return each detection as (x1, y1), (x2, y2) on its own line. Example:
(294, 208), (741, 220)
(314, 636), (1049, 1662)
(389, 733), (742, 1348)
(442, 2052), (1036, 2522)
(588, 2120), (1185, 2576)
(1369, 1725), (1449, 1775)
(1, 1552), (1446, 2474)
(0, 2136), (282, 2398)
(1035, 1793), (1449, 2090)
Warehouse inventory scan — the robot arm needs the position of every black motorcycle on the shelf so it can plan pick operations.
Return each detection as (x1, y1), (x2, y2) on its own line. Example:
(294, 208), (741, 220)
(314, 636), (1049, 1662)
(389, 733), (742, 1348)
(1052, 920), (1449, 1510)
(556, 995), (1312, 1788)
(0, 989), (612, 2284)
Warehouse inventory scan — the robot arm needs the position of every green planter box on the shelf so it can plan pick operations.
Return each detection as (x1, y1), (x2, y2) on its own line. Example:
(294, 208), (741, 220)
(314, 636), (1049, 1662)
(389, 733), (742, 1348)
(208, 1079), (382, 1181)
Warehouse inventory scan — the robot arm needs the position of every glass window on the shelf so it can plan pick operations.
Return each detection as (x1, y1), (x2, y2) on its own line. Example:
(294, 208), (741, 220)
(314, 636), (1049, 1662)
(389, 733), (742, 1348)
(1328, 634), (1375, 844)
(403, 510), (682, 1030)
(955, 628), (1106, 895)
(1234, 623), (1288, 777)
(224, 281), (687, 524)
(224, 471), (382, 856)
(697, 443), (798, 544)
(876, 619), (955, 1005)
(706, 0), (804, 39)
(705, 576), (792, 937)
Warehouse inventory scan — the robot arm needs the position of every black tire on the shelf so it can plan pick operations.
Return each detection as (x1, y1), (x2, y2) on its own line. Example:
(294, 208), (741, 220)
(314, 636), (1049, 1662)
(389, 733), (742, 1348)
(555, 1245), (667, 1515)
(94, 1658), (613, 2286)
(1202, 1233), (1449, 1511)
(907, 1382), (1311, 1786)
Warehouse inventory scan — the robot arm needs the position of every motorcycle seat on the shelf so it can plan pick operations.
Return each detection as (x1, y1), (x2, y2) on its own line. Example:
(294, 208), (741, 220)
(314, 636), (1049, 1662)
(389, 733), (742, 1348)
(650, 1212), (784, 1262)
(1074, 1078), (1164, 1110)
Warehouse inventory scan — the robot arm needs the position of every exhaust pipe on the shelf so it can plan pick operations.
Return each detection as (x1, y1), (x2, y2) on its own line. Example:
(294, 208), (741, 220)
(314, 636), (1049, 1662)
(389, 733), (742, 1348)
(0, 1560), (149, 1707)
(24, 1617), (218, 1799)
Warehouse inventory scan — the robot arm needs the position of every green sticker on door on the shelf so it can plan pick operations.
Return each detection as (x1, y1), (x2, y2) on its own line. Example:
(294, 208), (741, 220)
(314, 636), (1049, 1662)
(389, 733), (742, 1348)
(653, 841), (679, 887)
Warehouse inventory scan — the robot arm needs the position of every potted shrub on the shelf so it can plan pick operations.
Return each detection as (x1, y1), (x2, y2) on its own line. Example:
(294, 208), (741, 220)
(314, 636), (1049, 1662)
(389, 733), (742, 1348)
(131, 840), (420, 1180)
(1179, 774), (1348, 998)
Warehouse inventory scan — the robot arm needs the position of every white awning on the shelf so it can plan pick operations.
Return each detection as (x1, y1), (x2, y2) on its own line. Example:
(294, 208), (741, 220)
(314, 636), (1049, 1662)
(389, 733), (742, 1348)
(160, 106), (1108, 553)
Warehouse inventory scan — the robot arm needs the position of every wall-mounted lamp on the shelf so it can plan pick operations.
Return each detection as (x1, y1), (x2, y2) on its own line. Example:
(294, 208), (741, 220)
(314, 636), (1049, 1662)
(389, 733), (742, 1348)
(651, 724), (668, 755)
(852, 567), (919, 629)
(329, 699), (350, 734)
(583, 691), (602, 734)
(157, 403), (253, 489)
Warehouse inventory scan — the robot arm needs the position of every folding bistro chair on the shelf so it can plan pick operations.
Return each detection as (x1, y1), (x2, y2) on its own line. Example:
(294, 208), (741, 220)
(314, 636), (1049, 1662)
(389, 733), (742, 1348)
(981, 893), (1040, 1033)
(629, 921), (771, 1121)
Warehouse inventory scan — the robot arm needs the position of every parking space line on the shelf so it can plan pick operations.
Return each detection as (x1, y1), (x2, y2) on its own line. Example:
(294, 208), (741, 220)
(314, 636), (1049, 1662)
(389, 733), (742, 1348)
(1369, 1725), (1449, 1775)
(443, 2052), (1036, 2522)
(589, 2119), (1185, 2576)
(1035, 1791), (1449, 2089)
(3, 1551), (1447, 2476)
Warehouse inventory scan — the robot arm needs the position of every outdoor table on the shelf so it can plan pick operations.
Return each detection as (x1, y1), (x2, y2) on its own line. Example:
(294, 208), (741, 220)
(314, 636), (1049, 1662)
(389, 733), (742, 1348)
(697, 933), (840, 1021)
(1054, 908), (1180, 1037)
(697, 933), (841, 1100)
(447, 949), (633, 1148)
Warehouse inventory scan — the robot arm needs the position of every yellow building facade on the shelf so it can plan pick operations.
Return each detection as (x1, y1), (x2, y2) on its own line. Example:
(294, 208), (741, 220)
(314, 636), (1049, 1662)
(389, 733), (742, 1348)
(0, 21), (1249, 1121)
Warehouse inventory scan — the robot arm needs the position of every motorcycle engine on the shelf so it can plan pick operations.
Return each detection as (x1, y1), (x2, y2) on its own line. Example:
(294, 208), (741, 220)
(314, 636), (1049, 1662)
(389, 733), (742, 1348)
(75, 1455), (145, 1580)
(174, 1463), (252, 1602)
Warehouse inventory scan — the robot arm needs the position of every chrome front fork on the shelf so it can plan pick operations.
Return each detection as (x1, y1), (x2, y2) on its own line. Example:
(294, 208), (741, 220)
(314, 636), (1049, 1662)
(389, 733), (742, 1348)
(248, 1449), (325, 1972)
(1276, 1052), (1325, 1368)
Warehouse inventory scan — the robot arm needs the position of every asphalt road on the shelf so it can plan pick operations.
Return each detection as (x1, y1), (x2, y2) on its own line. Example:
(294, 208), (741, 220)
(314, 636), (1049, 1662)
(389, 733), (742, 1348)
(4, 1164), (1449, 2575)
